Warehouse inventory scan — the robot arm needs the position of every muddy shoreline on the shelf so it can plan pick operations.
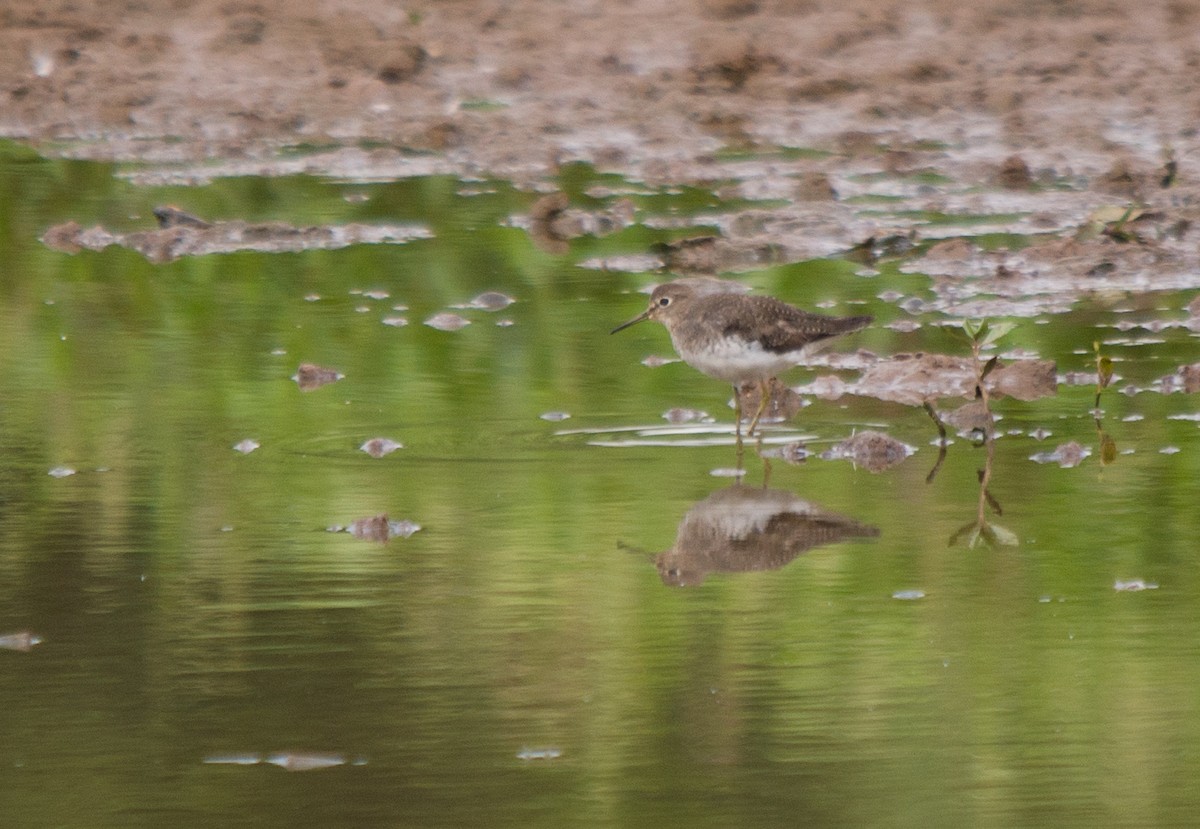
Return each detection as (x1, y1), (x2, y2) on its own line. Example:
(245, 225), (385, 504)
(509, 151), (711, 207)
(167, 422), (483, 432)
(3, 0), (1199, 280)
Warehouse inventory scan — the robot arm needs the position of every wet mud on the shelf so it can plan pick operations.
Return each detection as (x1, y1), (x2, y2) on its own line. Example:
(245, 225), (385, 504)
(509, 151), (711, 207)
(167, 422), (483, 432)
(3, 0), (1198, 287)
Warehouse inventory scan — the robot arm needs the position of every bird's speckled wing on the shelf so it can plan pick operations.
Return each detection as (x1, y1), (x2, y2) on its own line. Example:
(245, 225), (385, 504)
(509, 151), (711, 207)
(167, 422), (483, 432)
(700, 294), (871, 354)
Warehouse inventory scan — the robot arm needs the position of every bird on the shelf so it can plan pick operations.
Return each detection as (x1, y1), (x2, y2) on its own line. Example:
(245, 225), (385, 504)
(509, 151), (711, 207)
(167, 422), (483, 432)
(612, 280), (872, 437)
(655, 484), (880, 586)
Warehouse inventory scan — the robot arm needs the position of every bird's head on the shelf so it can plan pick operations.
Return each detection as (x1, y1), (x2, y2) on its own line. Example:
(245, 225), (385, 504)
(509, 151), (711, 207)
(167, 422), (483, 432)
(611, 282), (696, 334)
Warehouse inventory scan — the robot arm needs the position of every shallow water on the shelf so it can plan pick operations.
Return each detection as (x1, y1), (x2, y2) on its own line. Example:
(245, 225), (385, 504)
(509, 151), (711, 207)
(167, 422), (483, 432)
(2, 140), (1200, 827)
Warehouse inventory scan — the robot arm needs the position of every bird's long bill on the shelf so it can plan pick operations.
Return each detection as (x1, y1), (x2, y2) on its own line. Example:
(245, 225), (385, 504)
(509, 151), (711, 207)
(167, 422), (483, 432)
(611, 309), (651, 334)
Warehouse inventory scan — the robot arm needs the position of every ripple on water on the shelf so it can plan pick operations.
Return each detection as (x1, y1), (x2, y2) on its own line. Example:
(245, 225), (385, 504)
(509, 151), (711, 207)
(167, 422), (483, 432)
(516, 747), (562, 761)
(1114, 579), (1158, 592)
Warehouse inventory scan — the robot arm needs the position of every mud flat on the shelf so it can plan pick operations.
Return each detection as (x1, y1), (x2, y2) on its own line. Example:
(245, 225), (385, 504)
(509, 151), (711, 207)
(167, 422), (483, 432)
(3, 0), (1198, 279)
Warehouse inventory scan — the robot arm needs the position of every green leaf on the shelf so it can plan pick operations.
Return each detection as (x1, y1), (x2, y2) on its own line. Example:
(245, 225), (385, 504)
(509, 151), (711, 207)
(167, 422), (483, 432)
(981, 321), (1016, 347)
(1098, 355), (1113, 389)
(1100, 432), (1117, 465)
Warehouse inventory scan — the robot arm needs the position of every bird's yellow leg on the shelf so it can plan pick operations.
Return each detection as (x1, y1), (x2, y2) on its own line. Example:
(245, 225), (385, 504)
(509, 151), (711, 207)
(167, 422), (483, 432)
(732, 384), (745, 453)
(746, 379), (772, 436)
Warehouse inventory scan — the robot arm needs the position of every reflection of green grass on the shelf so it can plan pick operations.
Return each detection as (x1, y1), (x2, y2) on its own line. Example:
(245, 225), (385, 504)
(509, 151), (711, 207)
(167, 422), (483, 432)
(458, 99), (508, 111)
(843, 193), (908, 204)
(968, 231), (1045, 250)
(846, 169), (956, 186)
(855, 208), (1028, 227)
(711, 144), (833, 162)
(277, 142), (344, 157)
(5, 138), (1200, 827)
(554, 160), (783, 215)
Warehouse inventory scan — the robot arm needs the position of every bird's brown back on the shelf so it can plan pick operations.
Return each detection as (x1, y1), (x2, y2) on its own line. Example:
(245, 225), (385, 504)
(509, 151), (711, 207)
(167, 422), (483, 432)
(689, 293), (872, 354)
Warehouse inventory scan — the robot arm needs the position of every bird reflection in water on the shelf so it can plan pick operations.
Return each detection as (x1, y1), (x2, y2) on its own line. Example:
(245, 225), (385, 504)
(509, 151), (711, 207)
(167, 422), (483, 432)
(655, 485), (879, 586)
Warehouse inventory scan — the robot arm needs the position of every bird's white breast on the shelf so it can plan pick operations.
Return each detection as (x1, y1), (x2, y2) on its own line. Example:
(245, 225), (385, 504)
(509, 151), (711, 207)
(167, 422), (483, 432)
(672, 334), (805, 383)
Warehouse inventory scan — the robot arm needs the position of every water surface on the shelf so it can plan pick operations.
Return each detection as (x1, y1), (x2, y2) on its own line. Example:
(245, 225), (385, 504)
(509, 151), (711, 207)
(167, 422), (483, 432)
(2, 141), (1199, 828)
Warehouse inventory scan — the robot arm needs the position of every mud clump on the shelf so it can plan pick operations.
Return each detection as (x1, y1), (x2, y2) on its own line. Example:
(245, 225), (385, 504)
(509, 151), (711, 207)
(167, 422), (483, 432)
(701, 0), (761, 21)
(293, 363), (343, 392)
(794, 172), (837, 201)
(213, 15), (267, 49)
(921, 238), (976, 262)
(817, 352), (1057, 407)
(527, 192), (635, 254)
(990, 358), (1058, 401)
(690, 35), (773, 91)
(41, 214), (430, 263)
(821, 430), (912, 473)
(1163, 363), (1200, 394)
(994, 155), (1033, 190)
(377, 44), (427, 85)
(1094, 159), (1152, 200)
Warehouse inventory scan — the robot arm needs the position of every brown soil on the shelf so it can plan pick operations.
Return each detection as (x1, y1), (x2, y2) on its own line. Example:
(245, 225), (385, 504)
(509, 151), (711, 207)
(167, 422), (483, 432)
(3, 0), (1199, 272)
(5, 0), (1197, 174)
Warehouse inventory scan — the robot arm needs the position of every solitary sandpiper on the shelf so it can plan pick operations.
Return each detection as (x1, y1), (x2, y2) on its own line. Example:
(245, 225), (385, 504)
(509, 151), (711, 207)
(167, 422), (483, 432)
(612, 280), (872, 436)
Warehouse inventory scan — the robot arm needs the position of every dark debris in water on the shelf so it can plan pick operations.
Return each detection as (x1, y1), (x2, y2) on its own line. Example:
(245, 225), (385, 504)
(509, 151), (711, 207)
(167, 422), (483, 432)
(527, 192), (635, 254)
(939, 400), (995, 438)
(330, 514), (422, 542)
(763, 441), (811, 464)
(293, 363), (344, 391)
(153, 205), (212, 229)
(820, 430), (913, 472)
(647, 235), (798, 275)
(1030, 441), (1090, 468)
(1157, 362), (1200, 394)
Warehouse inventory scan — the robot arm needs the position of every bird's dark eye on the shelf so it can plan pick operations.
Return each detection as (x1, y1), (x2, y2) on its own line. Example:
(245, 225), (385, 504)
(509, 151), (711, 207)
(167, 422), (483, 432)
(657, 296), (671, 307)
